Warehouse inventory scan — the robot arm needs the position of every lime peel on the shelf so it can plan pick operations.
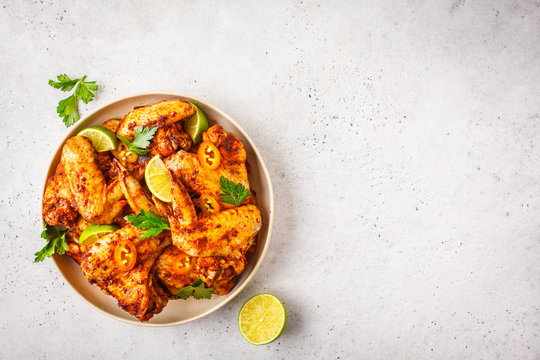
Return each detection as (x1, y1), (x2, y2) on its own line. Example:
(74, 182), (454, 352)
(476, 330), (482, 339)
(183, 103), (209, 144)
(78, 126), (118, 152)
(79, 224), (118, 245)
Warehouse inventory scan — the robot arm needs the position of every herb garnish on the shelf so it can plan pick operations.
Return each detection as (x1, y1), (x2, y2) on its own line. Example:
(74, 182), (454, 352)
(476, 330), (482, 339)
(117, 126), (157, 155)
(219, 177), (250, 206)
(48, 74), (98, 127)
(125, 210), (170, 239)
(175, 279), (214, 300)
(34, 225), (69, 262)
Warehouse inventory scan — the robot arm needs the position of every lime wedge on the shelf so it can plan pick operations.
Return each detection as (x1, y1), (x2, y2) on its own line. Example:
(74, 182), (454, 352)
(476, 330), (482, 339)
(79, 224), (118, 245)
(183, 103), (209, 144)
(145, 155), (172, 203)
(238, 294), (287, 345)
(78, 126), (118, 152)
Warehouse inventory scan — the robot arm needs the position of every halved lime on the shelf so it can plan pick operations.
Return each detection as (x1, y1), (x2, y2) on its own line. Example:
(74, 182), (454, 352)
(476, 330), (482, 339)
(78, 126), (118, 152)
(183, 103), (209, 144)
(238, 294), (287, 345)
(79, 224), (118, 245)
(145, 155), (172, 203)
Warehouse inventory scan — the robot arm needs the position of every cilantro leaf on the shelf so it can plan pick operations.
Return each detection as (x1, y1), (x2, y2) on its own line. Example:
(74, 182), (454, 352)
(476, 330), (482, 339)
(56, 94), (80, 127)
(175, 279), (214, 300)
(125, 210), (170, 239)
(48, 74), (79, 91)
(117, 126), (156, 156)
(218, 177), (250, 206)
(34, 225), (69, 262)
(49, 74), (99, 127)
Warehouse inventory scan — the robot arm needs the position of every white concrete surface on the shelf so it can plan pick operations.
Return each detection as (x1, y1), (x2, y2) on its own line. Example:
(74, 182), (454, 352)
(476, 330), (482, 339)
(1, 0), (539, 358)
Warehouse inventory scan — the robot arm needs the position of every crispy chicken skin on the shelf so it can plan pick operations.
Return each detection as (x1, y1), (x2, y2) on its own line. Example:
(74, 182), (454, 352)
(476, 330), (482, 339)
(64, 217), (91, 264)
(96, 152), (117, 183)
(81, 225), (171, 321)
(101, 118), (120, 133)
(42, 160), (78, 228)
(62, 136), (127, 224)
(150, 122), (193, 157)
(197, 255), (247, 295)
(152, 195), (171, 217)
(164, 125), (250, 208)
(114, 159), (156, 214)
(167, 172), (261, 257)
(170, 205), (261, 257)
(168, 172), (198, 228)
(153, 245), (198, 294)
(154, 245), (247, 296)
(116, 99), (195, 140)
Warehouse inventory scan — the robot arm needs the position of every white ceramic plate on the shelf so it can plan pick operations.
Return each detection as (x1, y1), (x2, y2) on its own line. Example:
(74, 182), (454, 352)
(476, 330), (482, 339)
(43, 92), (274, 326)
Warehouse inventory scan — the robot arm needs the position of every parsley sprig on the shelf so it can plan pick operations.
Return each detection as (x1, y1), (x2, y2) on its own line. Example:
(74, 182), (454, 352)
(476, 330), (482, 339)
(48, 74), (98, 127)
(175, 279), (214, 300)
(34, 225), (69, 262)
(219, 177), (250, 206)
(117, 126), (157, 155)
(125, 210), (170, 239)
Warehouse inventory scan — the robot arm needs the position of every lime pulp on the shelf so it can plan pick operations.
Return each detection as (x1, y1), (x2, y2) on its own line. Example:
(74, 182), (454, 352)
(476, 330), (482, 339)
(78, 126), (118, 152)
(79, 224), (118, 245)
(144, 155), (172, 203)
(238, 293), (287, 345)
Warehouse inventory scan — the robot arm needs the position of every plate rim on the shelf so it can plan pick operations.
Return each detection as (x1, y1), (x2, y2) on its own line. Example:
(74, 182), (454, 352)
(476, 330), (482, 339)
(42, 91), (275, 327)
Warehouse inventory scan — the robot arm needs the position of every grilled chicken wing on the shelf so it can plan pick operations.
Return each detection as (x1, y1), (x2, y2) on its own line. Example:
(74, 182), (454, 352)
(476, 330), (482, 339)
(197, 254), (247, 295)
(42, 160), (78, 228)
(167, 172), (261, 257)
(116, 99), (195, 140)
(62, 136), (127, 224)
(81, 225), (171, 321)
(113, 100), (194, 178)
(154, 245), (247, 296)
(164, 125), (250, 208)
(170, 205), (261, 257)
(114, 159), (156, 214)
(153, 245), (198, 294)
(150, 122), (193, 157)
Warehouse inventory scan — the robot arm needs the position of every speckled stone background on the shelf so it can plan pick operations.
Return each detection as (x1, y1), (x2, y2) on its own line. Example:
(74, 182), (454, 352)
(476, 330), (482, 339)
(1, 0), (539, 359)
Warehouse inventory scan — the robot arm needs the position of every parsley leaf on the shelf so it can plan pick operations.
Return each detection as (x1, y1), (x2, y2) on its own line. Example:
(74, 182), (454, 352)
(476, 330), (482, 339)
(56, 94), (80, 127)
(49, 74), (99, 127)
(218, 177), (250, 206)
(34, 225), (69, 262)
(48, 74), (79, 91)
(125, 210), (170, 239)
(117, 126), (157, 156)
(75, 80), (99, 104)
(175, 279), (214, 300)
(132, 126), (157, 148)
